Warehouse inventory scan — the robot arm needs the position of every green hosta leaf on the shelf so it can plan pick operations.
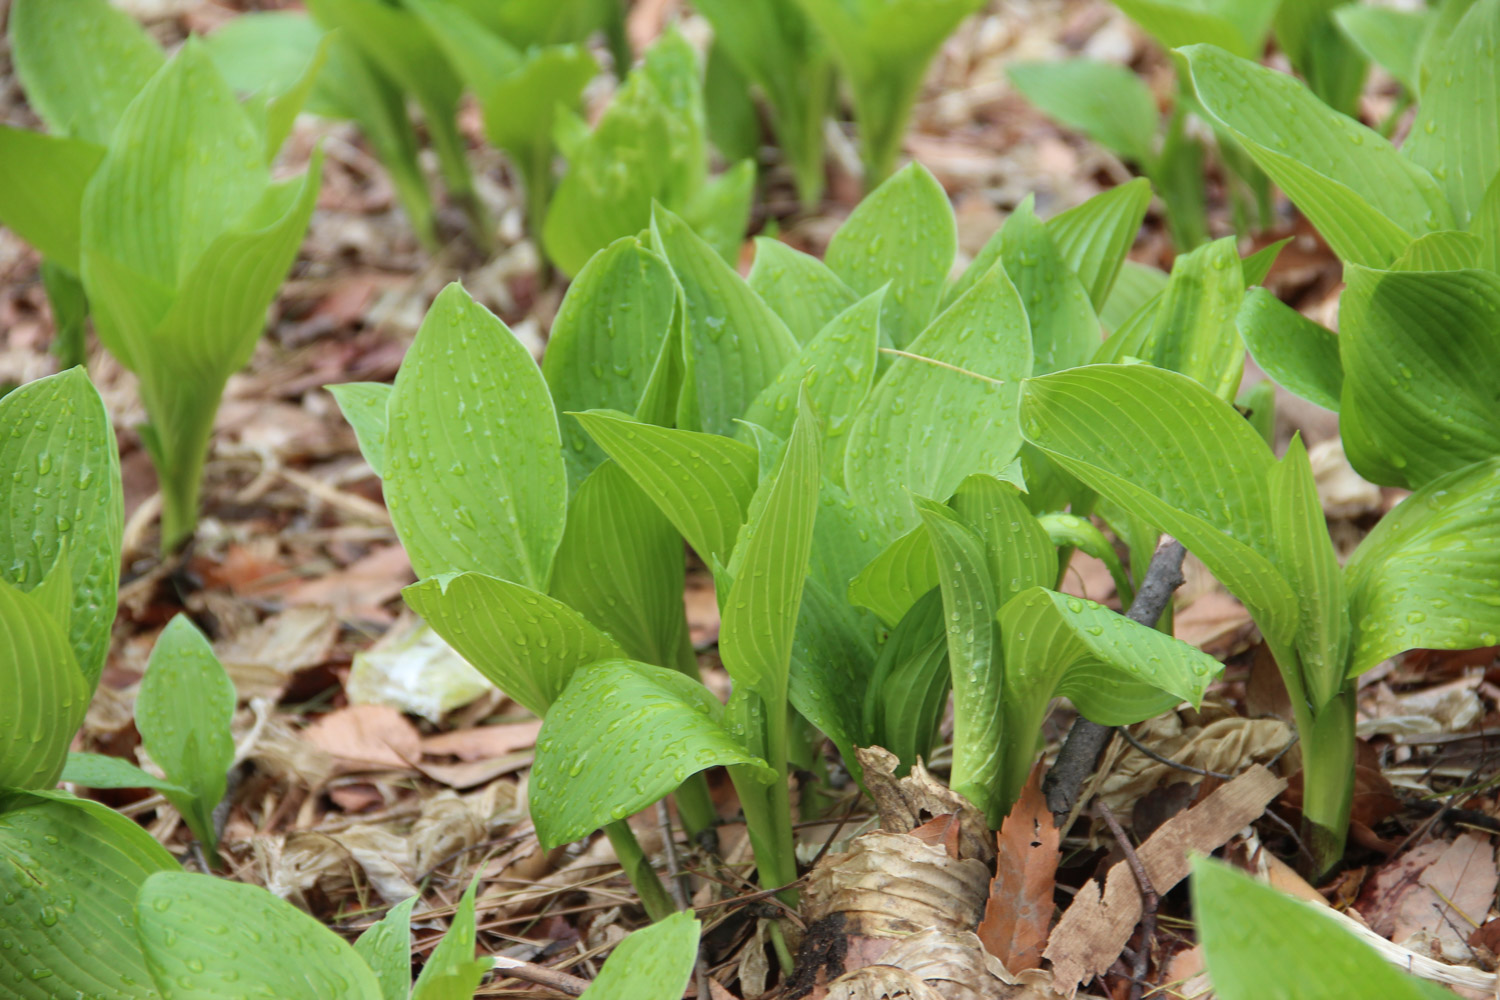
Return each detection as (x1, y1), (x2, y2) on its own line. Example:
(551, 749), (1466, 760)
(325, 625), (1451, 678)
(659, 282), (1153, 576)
(1339, 265), (1500, 489)
(807, 479), (887, 613)
(1475, 173), (1500, 273)
(848, 524), (940, 627)
(1020, 365), (1299, 654)
(1345, 458), (1500, 676)
(721, 394), (823, 706)
(353, 896), (418, 1000)
(0, 790), (177, 1000)
(651, 205), (799, 436)
(532, 660), (772, 846)
(1402, 0), (1500, 227)
(1193, 858), (1453, 1000)
(404, 572), (623, 717)
(789, 579), (879, 783)
(253, 30), (331, 161)
(10, 0), (163, 145)
(748, 238), (861, 345)
(826, 162), (956, 348)
(1114, 0), (1277, 57)
(1100, 260), (1169, 332)
(864, 588), (949, 773)
(542, 237), (678, 489)
(327, 381), (392, 478)
(740, 289), (883, 477)
(136, 616), (236, 858)
(681, 159), (757, 268)
(998, 197), (1099, 374)
(1098, 236), (1245, 399)
(411, 878), (489, 1000)
(917, 499), (1003, 823)
(0, 367), (123, 687)
(136, 872), (382, 999)
(1242, 239), (1290, 287)
(704, 38), (763, 166)
(550, 461), (693, 672)
(204, 11), (340, 118)
(61, 752), (189, 797)
(1274, 0), (1368, 117)
(997, 587), (1222, 807)
(1007, 60), (1158, 165)
(949, 474), (1058, 607)
(384, 283), (565, 587)
(575, 410), (758, 567)
(1239, 379), (1277, 447)
(1269, 436), (1350, 709)
(579, 910), (701, 1000)
(1334, 5), (1427, 93)
(0, 583), (86, 791)
(1389, 231), (1482, 271)
(449, 0), (609, 46)
(1182, 43), (1451, 267)
(845, 263), (1032, 537)
(0, 128), (101, 271)
(1037, 512), (1133, 606)
(1238, 288), (1343, 412)
(1047, 180), (1154, 314)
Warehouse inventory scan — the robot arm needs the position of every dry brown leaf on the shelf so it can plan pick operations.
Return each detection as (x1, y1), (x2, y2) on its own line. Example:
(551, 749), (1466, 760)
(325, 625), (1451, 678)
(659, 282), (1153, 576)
(1361, 833), (1498, 961)
(1044, 765), (1287, 990)
(1098, 713), (1292, 816)
(422, 721), (542, 760)
(277, 545), (413, 623)
(978, 767), (1058, 972)
(858, 747), (994, 863)
(1173, 591), (1255, 655)
(301, 704), (422, 771)
(215, 606), (338, 700)
(909, 812), (963, 859)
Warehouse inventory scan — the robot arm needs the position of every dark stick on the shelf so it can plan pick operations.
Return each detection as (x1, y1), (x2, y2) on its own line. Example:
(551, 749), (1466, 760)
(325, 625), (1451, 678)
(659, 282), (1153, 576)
(1043, 538), (1188, 818)
(1096, 801), (1158, 1000)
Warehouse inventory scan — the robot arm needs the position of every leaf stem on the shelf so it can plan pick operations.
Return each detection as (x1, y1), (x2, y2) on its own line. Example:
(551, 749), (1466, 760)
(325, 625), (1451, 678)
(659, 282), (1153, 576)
(1292, 684), (1357, 879)
(603, 820), (677, 922)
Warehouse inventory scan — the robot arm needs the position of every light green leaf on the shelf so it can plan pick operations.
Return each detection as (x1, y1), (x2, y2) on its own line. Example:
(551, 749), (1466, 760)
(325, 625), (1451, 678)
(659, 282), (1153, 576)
(10, 0), (163, 145)
(1114, 0), (1277, 57)
(1402, 0), (1500, 227)
(136, 616), (236, 858)
(1269, 436), (1349, 709)
(845, 263), (1032, 537)
(789, 578), (879, 783)
(1036, 512), (1133, 606)
(1475, 172), (1500, 273)
(917, 499), (1003, 823)
(1182, 43), (1451, 267)
(61, 752), (189, 797)
(1338, 265), (1500, 489)
(1334, 5), (1427, 94)
(137, 872), (382, 999)
(1100, 260), (1169, 332)
(826, 162), (956, 349)
(550, 461), (693, 672)
(327, 382), (391, 477)
(999, 197), (1099, 374)
(579, 910), (701, 1000)
(204, 11), (341, 117)
(1046, 178), (1154, 311)
(721, 394), (824, 706)
(403, 572), (623, 717)
(997, 587), (1222, 807)
(0, 367), (123, 687)
(740, 288), (883, 477)
(0, 128), (101, 272)
(681, 159), (756, 268)
(384, 283), (565, 587)
(0, 583), (87, 791)
(1007, 60), (1158, 164)
(864, 588), (949, 773)
(1019, 364), (1299, 654)
(411, 878), (489, 1000)
(1238, 287), (1343, 412)
(353, 896), (418, 1000)
(531, 660), (772, 846)
(1274, 0), (1368, 117)
(848, 524), (940, 627)
(1345, 458), (1500, 675)
(575, 410), (758, 567)
(1193, 858), (1453, 1000)
(1239, 379), (1277, 447)
(748, 238), (861, 345)
(651, 205), (800, 436)
(0, 790), (177, 1000)
(1389, 231), (1482, 271)
(950, 473), (1059, 607)
(543, 237), (678, 489)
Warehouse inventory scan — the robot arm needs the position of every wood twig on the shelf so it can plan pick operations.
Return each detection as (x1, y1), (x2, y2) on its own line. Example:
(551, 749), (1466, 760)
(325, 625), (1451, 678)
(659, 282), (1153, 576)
(1044, 538), (1188, 819)
(489, 956), (591, 996)
(1096, 801), (1157, 1000)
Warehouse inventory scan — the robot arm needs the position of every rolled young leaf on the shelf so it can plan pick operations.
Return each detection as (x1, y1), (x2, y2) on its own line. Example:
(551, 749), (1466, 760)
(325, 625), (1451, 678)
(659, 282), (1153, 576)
(410, 877), (490, 1000)
(848, 523), (940, 627)
(864, 588), (950, 773)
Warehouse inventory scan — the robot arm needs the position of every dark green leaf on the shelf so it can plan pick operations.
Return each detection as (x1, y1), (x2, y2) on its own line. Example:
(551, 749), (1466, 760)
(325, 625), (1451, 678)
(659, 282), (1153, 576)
(864, 588), (949, 773)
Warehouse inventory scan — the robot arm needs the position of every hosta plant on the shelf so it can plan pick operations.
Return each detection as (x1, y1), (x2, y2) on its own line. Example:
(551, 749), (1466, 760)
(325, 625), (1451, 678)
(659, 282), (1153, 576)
(1020, 362), (1500, 874)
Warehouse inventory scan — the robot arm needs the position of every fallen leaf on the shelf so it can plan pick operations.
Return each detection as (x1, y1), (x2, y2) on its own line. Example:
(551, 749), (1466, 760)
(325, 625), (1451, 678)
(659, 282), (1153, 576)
(1173, 590), (1255, 655)
(859, 746), (993, 863)
(346, 619), (495, 722)
(909, 812), (963, 860)
(978, 766), (1058, 972)
(1361, 833), (1498, 962)
(422, 721), (542, 760)
(278, 545), (413, 623)
(215, 606), (339, 700)
(302, 704), (421, 771)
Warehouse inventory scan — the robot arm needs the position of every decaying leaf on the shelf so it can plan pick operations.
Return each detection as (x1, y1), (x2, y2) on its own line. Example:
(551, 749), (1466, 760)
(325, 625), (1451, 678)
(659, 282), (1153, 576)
(215, 605), (338, 700)
(978, 767), (1058, 972)
(1360, 832), (1499, 962)
(301, 703), (422, 771)
(1098, 711), (1293, 816)
(858, 746), (994, 862)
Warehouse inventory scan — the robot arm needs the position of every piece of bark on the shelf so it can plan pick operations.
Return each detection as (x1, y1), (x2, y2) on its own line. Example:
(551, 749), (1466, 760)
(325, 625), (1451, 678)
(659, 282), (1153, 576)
(979, 768), (1059, 972)
(1043, 764), (1287, 990)
(858, 746), (994, 863)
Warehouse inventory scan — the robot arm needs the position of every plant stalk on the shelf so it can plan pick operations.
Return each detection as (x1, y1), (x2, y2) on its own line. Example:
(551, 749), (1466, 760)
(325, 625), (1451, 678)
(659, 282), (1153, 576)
(1292, 683), (1357, 879)
(604, 820), (677, 922)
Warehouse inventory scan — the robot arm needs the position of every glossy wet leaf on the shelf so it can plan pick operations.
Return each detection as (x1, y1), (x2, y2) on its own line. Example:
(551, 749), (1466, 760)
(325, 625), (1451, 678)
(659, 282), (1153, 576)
(950, 474), (1058, 608)
(353, 896), (417, 1000)
(543, 238), (678, 488)
(788, 578), (879, 783)
(1182, 43), (1450, 267)
(1274, 0), (1368, 117)
(1100, 260), (1169, 332)
(1007, 60), (1157, 165)
(1389, 230), (1482, 271)
(0, 583), (86, 791)
(1334, 5), (1427, 93)
(0, 367), (122, 687)
(848, 524), (940, 627)
(996, 197), (1099, 375)
(1037, 512), (1133, 606)
(575, 410), (758, 568)
(136, 871), (382, 999)
(531, 660), (772, 846)
(826, 163), (956, 348)
(0, 790), (177, 1000)
(579, 910), (701, 1000)
(1338, 265), (1500, 489)
(845, 263), (1032, 537)
(1047, 179), (1154, 312)
(327, 382), (392, 478)
(60, 753), (188, 797)
(385, 283), (565, 587)
(1238, 287), (1342, 412)
(748, 238), (860, 345)
(864, 588), (950, 773)
(1345, 458), (1500, 676)
(404, 572), (623, 717)
(411, 878), (489, 1000)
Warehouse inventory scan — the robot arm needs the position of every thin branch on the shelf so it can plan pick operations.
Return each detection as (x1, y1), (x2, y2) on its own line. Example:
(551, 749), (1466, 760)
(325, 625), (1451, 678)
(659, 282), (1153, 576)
(877, 348), (1008, 385)
(1116, 726), (1232, 780)
(1097, 801), (1157, 1000)
(489, 956), (590, 996)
